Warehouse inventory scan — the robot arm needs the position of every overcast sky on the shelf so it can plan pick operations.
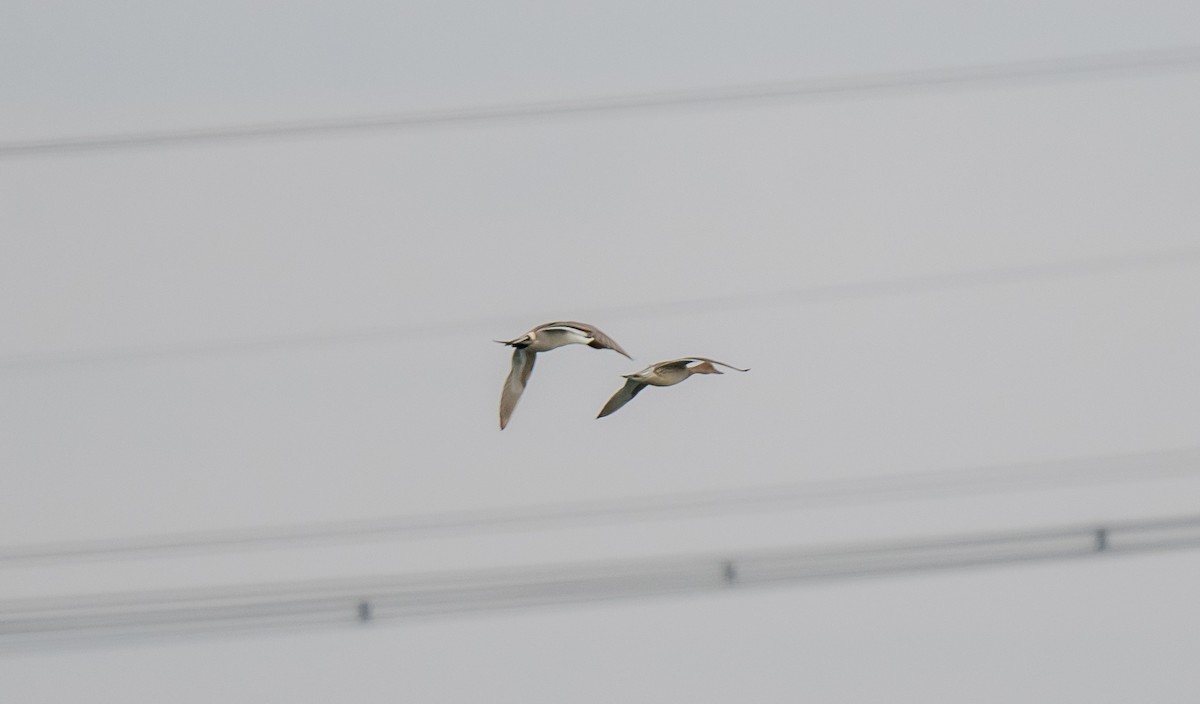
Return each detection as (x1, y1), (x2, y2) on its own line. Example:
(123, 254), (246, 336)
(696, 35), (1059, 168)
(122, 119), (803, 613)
(3, 2), (1200, 701)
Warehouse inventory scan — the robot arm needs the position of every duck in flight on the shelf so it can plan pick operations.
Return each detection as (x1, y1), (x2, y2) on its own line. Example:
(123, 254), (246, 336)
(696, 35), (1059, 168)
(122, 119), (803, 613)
(496, 321), (632, 429)
(597, 357), (749, 418)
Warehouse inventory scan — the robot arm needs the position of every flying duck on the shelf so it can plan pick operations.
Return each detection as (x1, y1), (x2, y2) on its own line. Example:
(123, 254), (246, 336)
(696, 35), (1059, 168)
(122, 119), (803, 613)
(496, 321), (632, 429)
(597, 357), (748, 418)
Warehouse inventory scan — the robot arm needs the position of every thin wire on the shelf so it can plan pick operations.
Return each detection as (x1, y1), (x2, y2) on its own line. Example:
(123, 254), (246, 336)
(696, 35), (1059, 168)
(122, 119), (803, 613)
(3, 247), (1197, 372)
(2, 445), (1197, 567)
(1, 513), (1197, 650)
(3, 45), (1200, 158)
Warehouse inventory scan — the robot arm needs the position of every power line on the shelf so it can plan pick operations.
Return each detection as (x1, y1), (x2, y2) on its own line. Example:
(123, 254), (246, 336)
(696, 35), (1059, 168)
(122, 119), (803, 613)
(4, 46), (1200, 158)
(2, 446), (1197, 567)
(3, 247), (1197, 372)
(2, 513), (1198, 650)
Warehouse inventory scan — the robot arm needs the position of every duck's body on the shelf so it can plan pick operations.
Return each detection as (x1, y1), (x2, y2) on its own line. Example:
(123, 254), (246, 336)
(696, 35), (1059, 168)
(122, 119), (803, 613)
(597, 357), (749, 418)
(497, 321), (631, 429)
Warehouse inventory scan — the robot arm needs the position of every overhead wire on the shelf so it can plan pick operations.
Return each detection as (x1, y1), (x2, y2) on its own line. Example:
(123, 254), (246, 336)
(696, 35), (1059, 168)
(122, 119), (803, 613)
(2, 512), (1199, 650)
(3, 45), (1200, 158)
(2, 446), (1198, 567)
(3, 247), (1198, 372)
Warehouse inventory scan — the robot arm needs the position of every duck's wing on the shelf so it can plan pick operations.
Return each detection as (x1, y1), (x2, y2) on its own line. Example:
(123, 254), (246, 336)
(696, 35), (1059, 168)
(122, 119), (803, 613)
(499, 348), (536, 430)
(665, 357), (750, 373)
(696, 358), (749, 372)
(652, 358), (697, 373)
(597, 378), (647, 418)
(546, 321), (632, 359)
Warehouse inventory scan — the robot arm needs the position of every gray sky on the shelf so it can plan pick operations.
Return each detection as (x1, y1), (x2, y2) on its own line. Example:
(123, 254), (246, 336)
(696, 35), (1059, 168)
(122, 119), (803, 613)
(3, 1), (1200, 701)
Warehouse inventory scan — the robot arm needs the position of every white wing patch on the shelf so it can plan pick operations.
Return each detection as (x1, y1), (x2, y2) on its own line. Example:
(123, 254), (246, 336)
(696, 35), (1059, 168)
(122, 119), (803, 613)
(540, 325), (589, 335)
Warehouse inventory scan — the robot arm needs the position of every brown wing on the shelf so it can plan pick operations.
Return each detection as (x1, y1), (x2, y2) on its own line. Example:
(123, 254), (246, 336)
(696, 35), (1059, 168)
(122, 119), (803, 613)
(597, 378), (647, 418)
(547, 320), (632, 359)
(499, 348), (536, 430)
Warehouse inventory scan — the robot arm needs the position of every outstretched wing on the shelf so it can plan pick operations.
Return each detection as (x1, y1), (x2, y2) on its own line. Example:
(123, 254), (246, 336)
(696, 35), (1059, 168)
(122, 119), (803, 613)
(499, 348), (536, 429)
(652, 358), (696, 373)
(693, 357), (750, 372)
(655, 357), (750, 373)
(550, 321), (632, 359)
(597, 378), (647, 418)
